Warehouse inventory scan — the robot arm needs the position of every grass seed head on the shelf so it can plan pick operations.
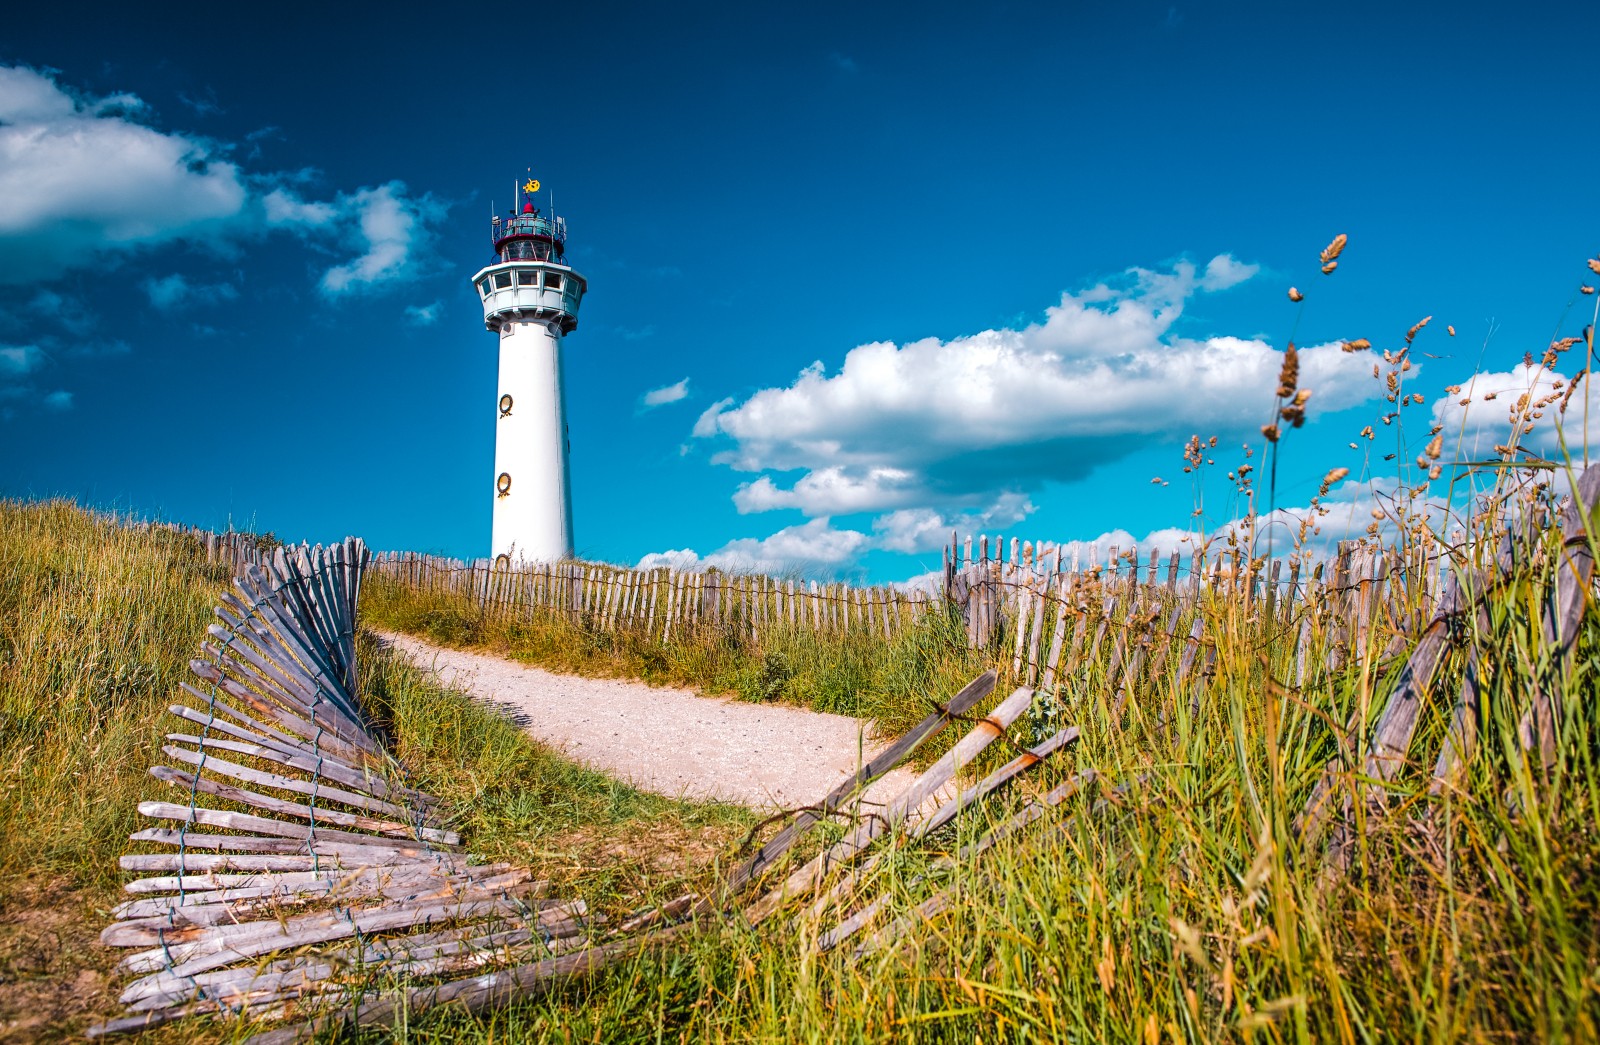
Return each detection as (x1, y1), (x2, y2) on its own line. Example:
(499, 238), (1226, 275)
(1342, 338), (1371, 353)
(1320, 233), (1348, 265)
(1405, 315), (1432, 344)
(1276, 343), (1300, 398)
(1288, 286), (1304, 302)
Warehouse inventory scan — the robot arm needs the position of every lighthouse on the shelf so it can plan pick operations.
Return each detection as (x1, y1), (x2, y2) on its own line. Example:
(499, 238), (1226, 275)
(473, 178), (587, 564)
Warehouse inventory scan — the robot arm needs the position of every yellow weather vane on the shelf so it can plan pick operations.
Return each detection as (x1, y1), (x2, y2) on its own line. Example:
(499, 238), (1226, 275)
(524, 178), (540, 193)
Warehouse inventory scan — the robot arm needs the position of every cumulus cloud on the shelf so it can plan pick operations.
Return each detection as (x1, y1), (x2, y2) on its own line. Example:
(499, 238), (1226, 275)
(41, 389), (71, 410)
(637, 495), (1035, 579)
(0, 65), (442, 293)
(641, 377), (691, 409)
(1431, 363), (1600, 460)
(693, 257), (1377, 519)
(638, 517), (872, 576)
(652, 256), (1394, 579)
(869, 493), (1036, 554)
(0, 66), (245, 283)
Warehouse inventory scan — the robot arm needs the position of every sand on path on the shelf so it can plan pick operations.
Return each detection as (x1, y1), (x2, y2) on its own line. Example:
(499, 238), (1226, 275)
(377, 631), (919, 811)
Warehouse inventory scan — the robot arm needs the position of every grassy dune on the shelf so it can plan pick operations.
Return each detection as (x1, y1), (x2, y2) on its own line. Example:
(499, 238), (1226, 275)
(4, 493), (1599, 1043)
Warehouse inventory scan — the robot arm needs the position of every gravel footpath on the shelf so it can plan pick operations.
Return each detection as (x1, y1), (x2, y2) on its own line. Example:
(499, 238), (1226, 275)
(377, 631), (920, 812)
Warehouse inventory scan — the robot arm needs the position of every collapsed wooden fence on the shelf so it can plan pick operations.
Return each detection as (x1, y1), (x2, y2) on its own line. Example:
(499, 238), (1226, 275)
(90, 539), (587, 1036)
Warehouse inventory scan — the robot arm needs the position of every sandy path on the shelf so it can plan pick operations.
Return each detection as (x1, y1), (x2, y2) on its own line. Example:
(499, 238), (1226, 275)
(377, 632), (919, 811)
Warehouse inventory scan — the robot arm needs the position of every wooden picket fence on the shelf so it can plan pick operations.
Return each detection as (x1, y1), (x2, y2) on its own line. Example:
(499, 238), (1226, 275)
(945, 533), (1447, 694)
(362, 551), (939, 643)
(180, 517), (1526, 713)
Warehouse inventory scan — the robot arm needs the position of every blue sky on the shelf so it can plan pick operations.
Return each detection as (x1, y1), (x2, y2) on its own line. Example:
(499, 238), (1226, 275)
(3, 2), (1598, 581)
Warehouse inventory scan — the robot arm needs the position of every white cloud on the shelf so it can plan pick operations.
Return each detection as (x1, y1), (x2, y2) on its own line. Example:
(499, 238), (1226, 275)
(652, 256), (1390, 581)
(693, 396), (734, 437)
(262, 187), (337, 227)
(636, 494), (1035, 579)
(693, 257), (1379, 519)
(0, 65), (442, 294)
(641, 377), (691, 409)
(1430, 363), (1600, 460)
(0, 67), (76, 121)
(404, 301), (441, 326)
(142, 273), (238, 311)
(1197, 254), (1258, 291)
(869, 493), (1036, 554)
(734, 466), (920, 515)
(319, 183), (441, 297)
(638, 518), (872, 577)
(635, 548), (703, 572)
(0, 67), (246, 283)
(41, 389), (71, 410)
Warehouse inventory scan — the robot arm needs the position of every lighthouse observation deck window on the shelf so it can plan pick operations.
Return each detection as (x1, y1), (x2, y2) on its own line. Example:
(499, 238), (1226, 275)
(517, 271), (540, 287)
(493, 272), (513, 290)
(477, 278), (491, 297)
(544, 273), (563, 291)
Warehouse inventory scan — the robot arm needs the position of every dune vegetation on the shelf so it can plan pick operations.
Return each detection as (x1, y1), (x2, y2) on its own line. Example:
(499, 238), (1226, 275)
(5, 447), (1599, 1043)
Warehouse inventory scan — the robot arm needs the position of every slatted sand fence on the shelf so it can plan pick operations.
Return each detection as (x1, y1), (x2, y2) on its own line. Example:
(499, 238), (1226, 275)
(939, 528), (1459, 739)
(89, 538), (587, 1037)
(1300, 465), (1600, 870)
(366, 551), (941, 643)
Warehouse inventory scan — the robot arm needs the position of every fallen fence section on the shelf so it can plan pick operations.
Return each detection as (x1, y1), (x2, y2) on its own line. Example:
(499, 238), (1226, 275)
(88, 539), (585, 1037)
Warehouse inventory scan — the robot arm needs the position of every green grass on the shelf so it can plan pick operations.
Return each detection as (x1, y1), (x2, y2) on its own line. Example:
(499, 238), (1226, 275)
(5, 495), (1600, 1044)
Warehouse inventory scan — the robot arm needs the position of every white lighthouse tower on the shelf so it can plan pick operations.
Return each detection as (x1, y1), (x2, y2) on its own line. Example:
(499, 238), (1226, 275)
(472, 178), (587, 564)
